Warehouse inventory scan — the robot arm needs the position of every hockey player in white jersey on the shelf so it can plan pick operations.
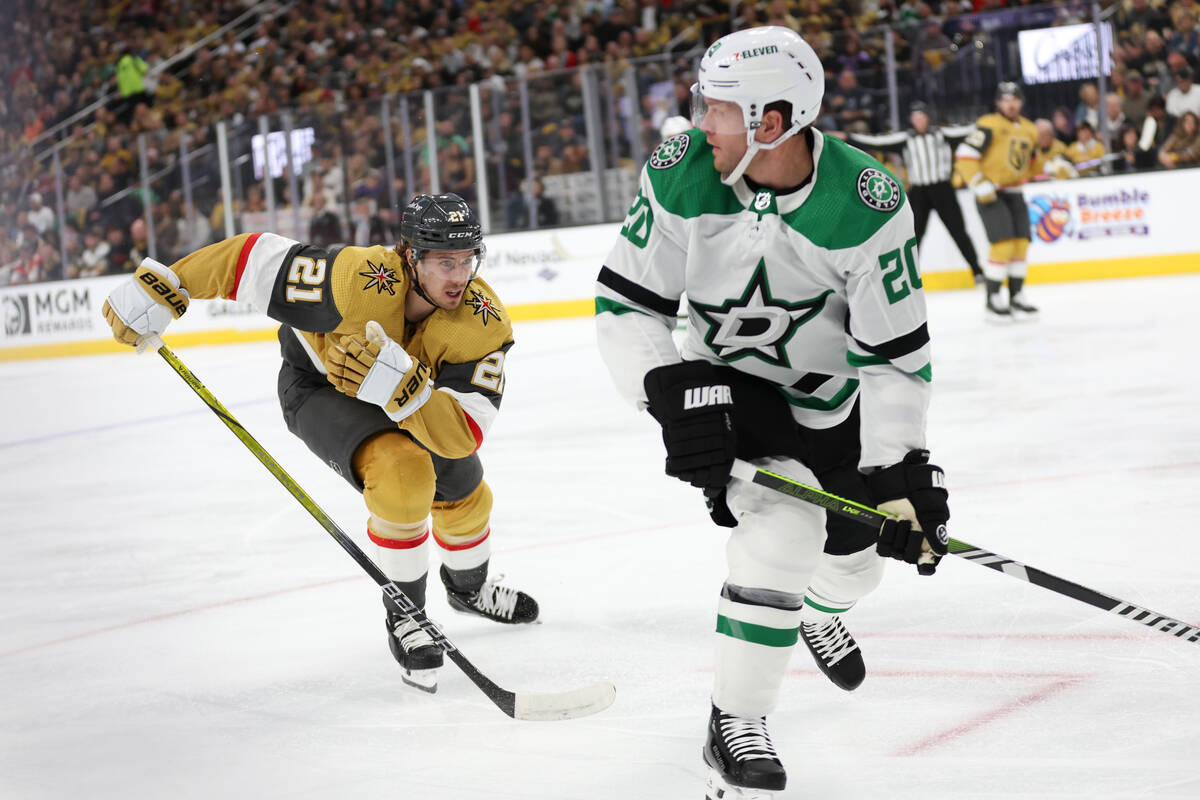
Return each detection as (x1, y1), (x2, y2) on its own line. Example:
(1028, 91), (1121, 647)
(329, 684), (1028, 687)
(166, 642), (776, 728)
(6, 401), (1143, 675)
(595, 27), (951, 798)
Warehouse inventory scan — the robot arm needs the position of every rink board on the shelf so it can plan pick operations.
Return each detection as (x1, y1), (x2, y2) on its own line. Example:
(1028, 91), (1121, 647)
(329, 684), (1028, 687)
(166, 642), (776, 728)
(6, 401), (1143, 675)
(2, 168), (1197, 361)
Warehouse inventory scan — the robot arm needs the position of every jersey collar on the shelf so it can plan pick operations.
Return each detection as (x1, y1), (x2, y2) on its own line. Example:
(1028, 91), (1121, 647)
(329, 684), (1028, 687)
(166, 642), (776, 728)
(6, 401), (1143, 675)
(730, 129), (825, 215)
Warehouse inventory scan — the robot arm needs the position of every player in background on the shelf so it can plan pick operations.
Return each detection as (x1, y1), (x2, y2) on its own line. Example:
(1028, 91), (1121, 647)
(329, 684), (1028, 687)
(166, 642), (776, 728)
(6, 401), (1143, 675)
(1032, 118), (1078, 180)
(100, 193), (538, 693)
(843, 100), (984, 284)
(1066, 120), (1107, 176)
(595, 27), (950, 799)
(954, 81), (1040, 321)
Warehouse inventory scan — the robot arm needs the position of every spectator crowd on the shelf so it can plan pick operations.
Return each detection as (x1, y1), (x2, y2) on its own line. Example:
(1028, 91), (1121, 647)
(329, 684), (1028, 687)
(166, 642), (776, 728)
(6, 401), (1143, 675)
(2, 0), (1199, 285)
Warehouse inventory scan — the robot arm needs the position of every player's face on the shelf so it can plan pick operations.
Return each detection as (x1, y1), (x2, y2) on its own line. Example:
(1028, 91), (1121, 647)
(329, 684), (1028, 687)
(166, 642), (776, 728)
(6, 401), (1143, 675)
(415, 248), (477, 308)
(696, 96), (749, 173)
(998, 95), (1022, 120)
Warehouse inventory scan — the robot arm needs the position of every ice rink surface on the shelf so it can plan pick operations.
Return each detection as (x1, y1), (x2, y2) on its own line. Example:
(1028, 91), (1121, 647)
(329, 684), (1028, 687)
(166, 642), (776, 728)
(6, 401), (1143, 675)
(2, 274), (1199, 799)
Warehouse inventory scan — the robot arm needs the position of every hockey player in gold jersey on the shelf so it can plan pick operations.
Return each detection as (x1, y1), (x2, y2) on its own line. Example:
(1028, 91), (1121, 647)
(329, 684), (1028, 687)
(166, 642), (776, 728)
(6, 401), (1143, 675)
(101, 193), (538, 692)
(1032, 118), (1077, 180)
(955, 81), (1040, 320)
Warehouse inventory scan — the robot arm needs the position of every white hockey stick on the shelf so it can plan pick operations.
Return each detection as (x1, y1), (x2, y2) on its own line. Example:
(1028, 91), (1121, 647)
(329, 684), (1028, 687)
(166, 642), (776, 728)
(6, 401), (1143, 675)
(145, 335), (616, 720)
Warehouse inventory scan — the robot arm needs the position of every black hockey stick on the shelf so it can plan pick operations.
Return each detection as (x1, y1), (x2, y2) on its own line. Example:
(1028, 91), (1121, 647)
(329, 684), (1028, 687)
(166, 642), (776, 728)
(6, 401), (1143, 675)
(729, 459), (1200, 646)
(144, 336), (616, 720)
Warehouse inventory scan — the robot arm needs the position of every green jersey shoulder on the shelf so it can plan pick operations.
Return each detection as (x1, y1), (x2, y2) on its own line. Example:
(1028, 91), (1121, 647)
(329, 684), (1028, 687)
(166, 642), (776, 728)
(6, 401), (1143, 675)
(784, 133), (909, 250)
(643, 131), (742, 219)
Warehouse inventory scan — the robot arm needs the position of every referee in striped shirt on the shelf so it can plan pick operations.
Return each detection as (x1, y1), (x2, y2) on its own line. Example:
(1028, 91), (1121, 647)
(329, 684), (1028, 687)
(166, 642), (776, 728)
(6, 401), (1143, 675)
(848, 101), (983, 283)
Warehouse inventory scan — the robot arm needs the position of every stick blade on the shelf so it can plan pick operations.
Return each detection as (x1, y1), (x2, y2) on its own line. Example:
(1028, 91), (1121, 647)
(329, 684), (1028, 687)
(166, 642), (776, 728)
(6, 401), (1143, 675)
(512, 681), (616, 721)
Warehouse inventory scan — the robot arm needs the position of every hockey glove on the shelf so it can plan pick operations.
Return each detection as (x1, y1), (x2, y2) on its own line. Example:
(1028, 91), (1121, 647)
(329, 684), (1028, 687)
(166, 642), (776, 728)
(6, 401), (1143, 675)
(969, 175), (997, 204)
(864, 449), (950, 575)
(328, 320), (433, 423)
(101, 259), (189, 347)
(643, 360), (736, 492)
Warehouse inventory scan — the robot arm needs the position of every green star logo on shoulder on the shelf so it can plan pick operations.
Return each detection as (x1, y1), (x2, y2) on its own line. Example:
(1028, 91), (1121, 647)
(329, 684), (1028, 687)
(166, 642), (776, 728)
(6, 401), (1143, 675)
(689, 259), (832, 368)
(857, 168), (901, 212)
(650, 134), (690, 170)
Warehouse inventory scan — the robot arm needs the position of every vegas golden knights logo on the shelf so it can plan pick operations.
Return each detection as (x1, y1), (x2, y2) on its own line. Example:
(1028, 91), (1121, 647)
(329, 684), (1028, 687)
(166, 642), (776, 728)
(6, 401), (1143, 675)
(1008, 138), (1032, 172)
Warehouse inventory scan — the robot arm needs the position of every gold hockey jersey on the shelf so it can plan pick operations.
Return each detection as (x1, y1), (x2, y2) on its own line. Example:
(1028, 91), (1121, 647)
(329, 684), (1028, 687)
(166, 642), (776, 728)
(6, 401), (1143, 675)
(1066, 138), (1106, 176)
(1032, 138), (1074, 179)
(954, 112), (1039, 189)
(168, 232), (513, 459)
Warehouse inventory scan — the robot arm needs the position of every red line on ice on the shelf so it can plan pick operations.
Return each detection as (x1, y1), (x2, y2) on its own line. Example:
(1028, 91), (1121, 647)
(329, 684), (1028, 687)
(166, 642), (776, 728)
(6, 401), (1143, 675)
(0, 575), (357, 660)
(891, 675), (1086, 756)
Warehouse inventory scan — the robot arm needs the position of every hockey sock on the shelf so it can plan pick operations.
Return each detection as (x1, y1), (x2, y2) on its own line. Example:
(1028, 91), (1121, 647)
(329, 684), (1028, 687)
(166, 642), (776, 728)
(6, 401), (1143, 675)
(384, 573), (429, 612)
(1008, 276), (1025, 297)
(985, 279), (1004, 297)
(441, 560), (489, 595)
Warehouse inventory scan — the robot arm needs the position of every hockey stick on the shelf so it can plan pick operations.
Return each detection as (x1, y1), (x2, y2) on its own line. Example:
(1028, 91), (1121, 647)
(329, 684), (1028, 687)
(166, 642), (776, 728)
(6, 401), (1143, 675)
(729, 459), (1200, 646)
(143, 335), (616, 720)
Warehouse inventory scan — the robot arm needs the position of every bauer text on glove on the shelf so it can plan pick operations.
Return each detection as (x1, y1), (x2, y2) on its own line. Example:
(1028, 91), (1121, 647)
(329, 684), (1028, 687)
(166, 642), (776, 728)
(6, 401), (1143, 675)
(101, 259), (189, 347)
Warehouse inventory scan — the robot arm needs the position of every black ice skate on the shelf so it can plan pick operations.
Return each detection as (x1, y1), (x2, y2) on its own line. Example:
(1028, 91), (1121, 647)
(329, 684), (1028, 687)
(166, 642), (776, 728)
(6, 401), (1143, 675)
(984, 291), (1013, 323)
(386, 609), (443, 693)
(1009, 292), (1039, 319)
(801, 615), (865, 691)
(441, 564), (539, 624)
(703, 704), (787, 799)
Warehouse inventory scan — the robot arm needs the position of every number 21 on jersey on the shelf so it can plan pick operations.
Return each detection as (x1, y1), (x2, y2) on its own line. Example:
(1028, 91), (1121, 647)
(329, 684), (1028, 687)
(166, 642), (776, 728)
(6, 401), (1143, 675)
(286, 256), (327, 303)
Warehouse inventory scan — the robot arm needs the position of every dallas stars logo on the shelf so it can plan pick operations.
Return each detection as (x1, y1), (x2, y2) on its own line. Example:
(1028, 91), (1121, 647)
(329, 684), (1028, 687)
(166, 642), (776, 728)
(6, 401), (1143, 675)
(857, 168), (901, 212)
(466, 288), (501, 325)
(689, 259), (832, 368)
(359, 261), (399, 295)
(649, 134), (689, 169)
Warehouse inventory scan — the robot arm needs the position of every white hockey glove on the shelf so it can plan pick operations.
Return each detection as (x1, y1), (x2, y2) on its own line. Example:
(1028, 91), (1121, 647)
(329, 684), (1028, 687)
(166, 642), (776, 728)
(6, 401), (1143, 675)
(101, 258), (189, 347)
(327, 320), (432, 422)
(969, 175), (997, 203)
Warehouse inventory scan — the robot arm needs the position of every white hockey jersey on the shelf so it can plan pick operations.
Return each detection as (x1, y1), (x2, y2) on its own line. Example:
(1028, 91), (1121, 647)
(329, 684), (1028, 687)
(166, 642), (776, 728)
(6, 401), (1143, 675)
(595, 129), (932, 469)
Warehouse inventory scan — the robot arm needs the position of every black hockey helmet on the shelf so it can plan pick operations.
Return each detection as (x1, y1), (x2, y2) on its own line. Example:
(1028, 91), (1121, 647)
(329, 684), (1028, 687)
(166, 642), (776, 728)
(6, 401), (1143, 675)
(909, 99), (931, 116)
(400, 193), (483, 252)
(398, 192), (486, 309)
(996, 81), (1024, 102)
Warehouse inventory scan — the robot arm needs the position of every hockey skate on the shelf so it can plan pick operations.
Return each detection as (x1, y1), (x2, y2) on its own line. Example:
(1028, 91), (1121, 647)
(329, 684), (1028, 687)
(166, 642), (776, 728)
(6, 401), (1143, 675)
(703, 704), (786, 799)
(386, 609), (444, 693)
(984, 292), (1013, 323)
(801, 615), (865, 691)
(1008, 292), (1039, 320)
(442, 564), (539, 624)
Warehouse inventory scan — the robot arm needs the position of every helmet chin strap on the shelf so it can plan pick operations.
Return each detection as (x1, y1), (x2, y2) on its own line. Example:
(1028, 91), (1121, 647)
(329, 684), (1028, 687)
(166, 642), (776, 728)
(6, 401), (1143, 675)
(721, 123), (804, 186)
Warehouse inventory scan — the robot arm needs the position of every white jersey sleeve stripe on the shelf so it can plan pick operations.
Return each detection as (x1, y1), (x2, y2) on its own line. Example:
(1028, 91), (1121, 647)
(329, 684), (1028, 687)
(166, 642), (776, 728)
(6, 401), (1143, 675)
(435, 386), (499, 438)
(233, 232), (301, 312)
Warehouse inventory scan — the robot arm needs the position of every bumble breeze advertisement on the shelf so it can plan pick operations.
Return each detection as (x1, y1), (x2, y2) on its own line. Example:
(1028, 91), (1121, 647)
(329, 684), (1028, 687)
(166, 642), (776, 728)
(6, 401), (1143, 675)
(918, 168), (1194, 272)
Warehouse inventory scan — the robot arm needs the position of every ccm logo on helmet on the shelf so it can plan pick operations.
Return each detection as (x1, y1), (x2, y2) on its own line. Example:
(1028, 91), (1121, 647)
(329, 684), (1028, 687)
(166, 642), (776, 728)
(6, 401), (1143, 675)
(448, 231), (475, 238)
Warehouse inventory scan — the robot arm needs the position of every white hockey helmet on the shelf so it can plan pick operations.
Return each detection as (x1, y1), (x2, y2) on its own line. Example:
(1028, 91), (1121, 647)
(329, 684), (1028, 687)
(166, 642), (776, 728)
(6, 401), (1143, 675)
(692, 26), (824, 184)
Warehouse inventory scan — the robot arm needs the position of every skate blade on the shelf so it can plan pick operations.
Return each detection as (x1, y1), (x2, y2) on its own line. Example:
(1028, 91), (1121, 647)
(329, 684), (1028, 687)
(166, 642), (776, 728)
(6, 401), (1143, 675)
(401, 668), (438, 694)
(705, 769), (776, 800)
